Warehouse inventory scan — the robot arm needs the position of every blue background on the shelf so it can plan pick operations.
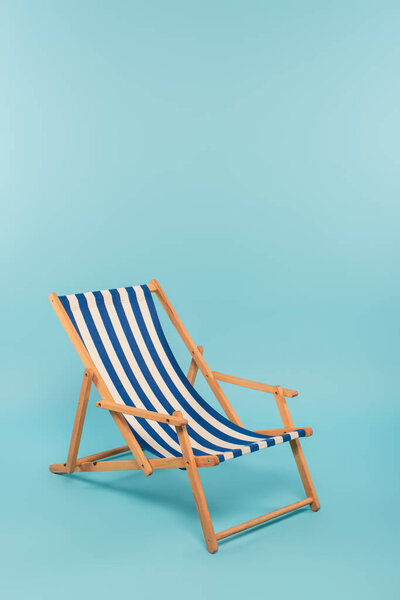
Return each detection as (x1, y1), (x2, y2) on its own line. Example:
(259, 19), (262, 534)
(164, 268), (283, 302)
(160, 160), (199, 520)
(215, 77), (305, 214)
(1, 1), (399, 598)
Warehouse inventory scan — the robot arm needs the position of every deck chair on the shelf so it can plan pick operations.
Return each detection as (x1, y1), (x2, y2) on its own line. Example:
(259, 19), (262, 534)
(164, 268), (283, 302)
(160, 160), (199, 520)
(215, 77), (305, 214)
(49, 279), (319, 553)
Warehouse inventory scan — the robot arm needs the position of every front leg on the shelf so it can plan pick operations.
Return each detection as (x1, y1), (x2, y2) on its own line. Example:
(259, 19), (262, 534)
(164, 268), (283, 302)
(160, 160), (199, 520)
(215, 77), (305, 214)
(174, 411), (218, 553)
(274, 386), (320, 511)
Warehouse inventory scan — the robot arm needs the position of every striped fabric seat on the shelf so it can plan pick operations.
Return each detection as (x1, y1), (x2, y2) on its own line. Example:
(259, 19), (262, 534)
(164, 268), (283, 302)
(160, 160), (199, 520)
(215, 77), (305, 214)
(59, 285), (306, 463)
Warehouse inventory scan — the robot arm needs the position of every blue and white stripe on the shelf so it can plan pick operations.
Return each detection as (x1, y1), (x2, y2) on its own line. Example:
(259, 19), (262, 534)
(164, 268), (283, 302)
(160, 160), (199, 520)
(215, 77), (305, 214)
(59, 285), (306, 462)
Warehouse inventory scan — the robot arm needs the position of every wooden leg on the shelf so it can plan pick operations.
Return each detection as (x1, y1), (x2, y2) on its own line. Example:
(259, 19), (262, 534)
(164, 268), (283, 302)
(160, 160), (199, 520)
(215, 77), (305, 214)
(109, 411), (153, 477)
(174, 411), (218, 553)
(65, 369), (93, 473)
(187, 345), (203, 385)
(289, 439), (320, 511)
(274, 386), (320, 511)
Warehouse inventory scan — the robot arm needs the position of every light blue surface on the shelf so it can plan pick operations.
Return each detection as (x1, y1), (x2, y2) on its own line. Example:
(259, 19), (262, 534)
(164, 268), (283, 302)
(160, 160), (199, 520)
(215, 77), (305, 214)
(1, 1), (399, 598)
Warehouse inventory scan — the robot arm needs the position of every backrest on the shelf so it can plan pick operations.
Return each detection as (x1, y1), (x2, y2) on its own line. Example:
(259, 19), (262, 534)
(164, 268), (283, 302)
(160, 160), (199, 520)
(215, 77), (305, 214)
(58, 285), (197, 419)
(57, 285), (264, 459)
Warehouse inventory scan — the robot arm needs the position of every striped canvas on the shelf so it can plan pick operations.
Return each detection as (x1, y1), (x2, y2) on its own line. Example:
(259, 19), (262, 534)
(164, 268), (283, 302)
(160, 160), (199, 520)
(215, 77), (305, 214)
(59, 285), (306, 463)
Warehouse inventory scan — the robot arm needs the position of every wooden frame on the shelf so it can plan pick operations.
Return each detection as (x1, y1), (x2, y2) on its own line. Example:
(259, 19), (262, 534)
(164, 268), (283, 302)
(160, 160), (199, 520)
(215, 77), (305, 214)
(49, 279), (319, 553)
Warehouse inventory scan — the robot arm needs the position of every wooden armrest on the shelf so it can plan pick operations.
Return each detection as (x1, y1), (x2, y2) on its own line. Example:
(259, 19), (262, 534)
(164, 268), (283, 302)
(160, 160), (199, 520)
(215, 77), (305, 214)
(254, 427), (313, 437)
(95, 401), (188, 426)
(212, 372), (298, 398)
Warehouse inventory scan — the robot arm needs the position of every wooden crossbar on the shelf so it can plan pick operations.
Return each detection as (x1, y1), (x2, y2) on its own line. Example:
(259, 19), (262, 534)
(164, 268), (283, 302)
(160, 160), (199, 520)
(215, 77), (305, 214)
(49, 454), (219, 473)
(216, 497), (313, 541)
(75, 445), (130, 465)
